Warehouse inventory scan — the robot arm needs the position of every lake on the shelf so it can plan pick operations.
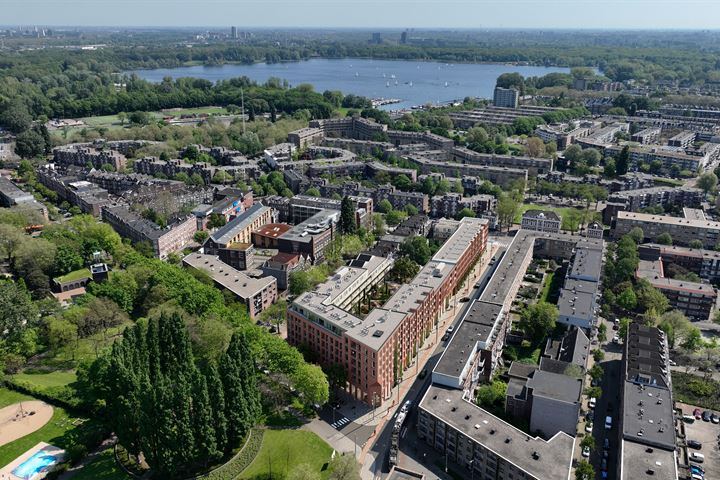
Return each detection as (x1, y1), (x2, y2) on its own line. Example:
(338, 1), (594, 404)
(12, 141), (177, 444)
(129, 58), (570, 111)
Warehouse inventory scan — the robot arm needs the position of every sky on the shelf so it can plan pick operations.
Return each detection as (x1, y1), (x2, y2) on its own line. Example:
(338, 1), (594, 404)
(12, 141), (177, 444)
(2, 0), (720, 29)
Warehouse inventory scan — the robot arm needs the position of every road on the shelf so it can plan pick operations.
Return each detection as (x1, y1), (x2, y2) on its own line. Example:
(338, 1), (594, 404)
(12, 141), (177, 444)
(364, 242), (507, 479)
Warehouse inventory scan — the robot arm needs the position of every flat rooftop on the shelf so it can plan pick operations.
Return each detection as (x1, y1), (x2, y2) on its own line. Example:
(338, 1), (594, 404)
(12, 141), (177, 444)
(254, 223), (292, 238)
(281, 209), (339, 244)
(682, 207), (706, 221)
(620, 439), (678, 480)
(211, 203), (271, 245)
(641, 242), (720, 260)
(617, 210), (720, 230)
(420, 385), (574, 480)
(183, 253), (275, 299)
(432, 217), (487, 264)
(568, 247), (603, 281)
(434, 301), (503, 377)
(526, 369), (582, 405)
(637, 259), (717, 296)
(479, 230), (535, 305)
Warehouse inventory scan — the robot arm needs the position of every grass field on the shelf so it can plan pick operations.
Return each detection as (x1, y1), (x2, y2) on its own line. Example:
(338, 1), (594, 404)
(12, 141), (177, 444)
(239, 430), (333, 480)
(0, 389), (32, 409)
(72, 449), (129, 480)
(54, 268), (91, 284)
(0, 389), (105, 468)
(11, 371), (78, 390)
(514, 203), (582, 223)
(159, 106), (228, 117)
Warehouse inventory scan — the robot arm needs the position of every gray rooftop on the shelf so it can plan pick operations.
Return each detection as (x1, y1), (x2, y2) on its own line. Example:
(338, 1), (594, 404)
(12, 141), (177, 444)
(567, 247), (603, 282)
(432, 217), (488, 264)
(211, 203), (271, 246)
(526, 370), (582, 405)
(620, 439), (678, 480)
(183, 253), (275, 299)
(434, 300), (503, 378)
(281, 209), (339, 244)
(420, 385), (575, 480)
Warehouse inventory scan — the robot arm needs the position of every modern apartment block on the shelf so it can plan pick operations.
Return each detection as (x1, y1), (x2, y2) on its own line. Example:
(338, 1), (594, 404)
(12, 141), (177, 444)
(630, 127), (662, 145)
(183, 253), (278, 319)
(449, 105), (560, 129)
(613, 211), (720, 249)
(667, 130), (696, 148)
(520, 210), (562, 233)
(417, 386), (575, 480)
(430, 193), (496, 221)
(638, 243), (720, 282)
(618, 323), (678, 480)
(636, 258), (717, 321)
(317, 181), (429, 214)
(493, 87), (519, 108)
(287, 218), (489, 404)
(557, 246), (604, 330)
(406, 155), (528, 188)
(204, 204), (275, 268)
(0, 175), (35, 206)
(451, 146), (553, 176)
(102, 205), (197, 259)
(604, 143), (719, 174)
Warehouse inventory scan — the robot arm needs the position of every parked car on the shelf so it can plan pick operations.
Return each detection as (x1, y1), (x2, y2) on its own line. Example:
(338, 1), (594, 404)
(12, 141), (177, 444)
(602, 449), (609, 459)
(711, 413), (719, 424)
(683, 414), (696, 423)
(582, 446), (590, 458)
(690, 452), (705, 463)
(601, 459), (607, 472)
(447, 325), (455, 334)
(589, 397), (597, 409)
(419, 369), (428, 379)
(612, 334), (620, 344)
(694, 408), (702, 419)
(586, 410), (595, 421)
(460, 297), (470, 302)
(669, 359), (677, 366)
(691, 465), (705, 475)
(603, 438), (610, 449)
(605, 415), (612, 430)
(585, 422), (593, 433)
(687, 440), (702, 450)
(702, 410), (712, 422)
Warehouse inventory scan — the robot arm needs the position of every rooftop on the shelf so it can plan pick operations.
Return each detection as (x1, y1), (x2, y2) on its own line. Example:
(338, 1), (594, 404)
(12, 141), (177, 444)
(522, 209), (560, 221)
(637, 259), (717, 296)
(183, 253), (275, 299)
(618, 210), (720, 230)
(281, 209), (339, 244)
(254, 223), (292, 238)
(432, 217), (488, 264)
(526, 370), (582, 405)
(420, 385), (574, 480)
(434, 301), (504, 378)
(620, 439), (678, 480)
(211, 203), (271, 246)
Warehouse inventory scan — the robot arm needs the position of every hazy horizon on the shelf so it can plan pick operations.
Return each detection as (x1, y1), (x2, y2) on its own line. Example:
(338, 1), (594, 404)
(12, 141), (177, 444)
(3, 0), (720, 30)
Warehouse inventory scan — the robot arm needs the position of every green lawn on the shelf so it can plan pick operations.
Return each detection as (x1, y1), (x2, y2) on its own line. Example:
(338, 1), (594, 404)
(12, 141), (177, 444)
(54, 268), (91, 284)
(0, 389), (32, 409)
(159, 106), (228, 117)
(33, 323), (130, 369)
(239, 430), (333, 480)
(80, 115), (122, 128)
(72, 449), (129, 480)
(11, 371), (78, 390)
(0, 389), (105, 468)
(514, 203), (582, 223)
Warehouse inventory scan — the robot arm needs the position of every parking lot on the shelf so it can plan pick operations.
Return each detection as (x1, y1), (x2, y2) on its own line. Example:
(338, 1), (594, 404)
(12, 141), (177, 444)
(678, 402), (720, 479)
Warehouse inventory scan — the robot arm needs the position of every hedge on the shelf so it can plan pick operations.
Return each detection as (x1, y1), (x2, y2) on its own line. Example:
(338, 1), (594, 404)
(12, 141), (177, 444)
(199, 428), (265, 480)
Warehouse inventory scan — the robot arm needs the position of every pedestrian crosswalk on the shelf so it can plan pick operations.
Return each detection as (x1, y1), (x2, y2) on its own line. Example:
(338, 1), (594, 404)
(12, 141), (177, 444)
(331, 417), (351, 429)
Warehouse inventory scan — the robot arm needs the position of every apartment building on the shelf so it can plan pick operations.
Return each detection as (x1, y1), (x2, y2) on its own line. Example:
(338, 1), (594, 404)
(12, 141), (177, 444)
(452, 146), (553, 175)
(618, 324), (678, 480)
(535, 123), (590, 149)
(667, 130), (696, 148)
(287, 218), (488, 404)
(430, 193), (496, 220)
(630, 127), (662, 145)
(636, 258), (717, 321)
(204, 204), (275, 268)
(102, 206), (197, 259)
(183, 253), (277, 319)
(406, 156), (528, 188)
(638, 243), (720, 282)
(417, 386), (575, 480)
(262, 252), (308, 290)
(276, 209), (339, 263)
(613, 211), (720, 249)
(521, 210), (562, 233)
(449, 105), (559, 129)
(53, 143), (127, 171)
(604, 143), (717, 174)
(493, 87), (519, 108)
(317, 181), (429, 214)
(0, 175), (35, 207)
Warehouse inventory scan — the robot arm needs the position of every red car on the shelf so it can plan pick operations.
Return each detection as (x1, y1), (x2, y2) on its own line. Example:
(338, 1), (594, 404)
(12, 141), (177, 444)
(694, 408), (702, 419)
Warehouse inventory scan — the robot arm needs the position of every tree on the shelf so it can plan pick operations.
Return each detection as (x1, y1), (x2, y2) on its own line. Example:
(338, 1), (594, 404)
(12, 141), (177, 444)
(603, 158), (617, 177)
(627, 227), (645, 245)
(212, 171), (231, 184)
(194, 230), (209, 243)
(292, 363), (330, 406)
(0, 100), (32, 133)
(584, 386), (602, 400)
(475, 380), (507, 408)
(658, 310), (692, 349)
(259, 299), (288, 332)
(563, 145), (582, 169)
(372, 213), (386, 236)
(207, 213), (227, 229)
(328, 453), (361, 480)
(617, 287), (637, 311)
(575, 460), (595, 480)
(689, 239), (704, 249)
(655, 232), (673, 245)
(681, 327), (703, 352)
(455, 207), (476, 220)
(561, 209), (583, 233)
(399, 236), (431, 265)
(340, 196), (357, 235)
(116, 111), (127, 125)
(128, 110), (152, 126)
(526, 137), (545, 157)
(46, 316), (77, 352)
(221, 331), (260, 449)
(497, 194), (519, 231)
(15, 129), (47, 159)
(635, 279), (669, 314)
(588, 364), (604, 381)
(581, 148), (601, 166)
(697, 172), (718, 198)
(617, 318), (632, 342)
(304, 187), (321, 197)
(389, 256), (420, 283)
(615, 145), (630, 175)
(385, 210), (406, 226)
(376, 199), (393, 214)
(580, 435), (595, 451)
(518, 302), (558, 344)
(0, 280), (38, 341)
(466, 126), (489, 145)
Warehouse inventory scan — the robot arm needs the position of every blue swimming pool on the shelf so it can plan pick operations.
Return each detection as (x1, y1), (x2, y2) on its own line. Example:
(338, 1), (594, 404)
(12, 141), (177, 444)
(11, 450), (59, 480)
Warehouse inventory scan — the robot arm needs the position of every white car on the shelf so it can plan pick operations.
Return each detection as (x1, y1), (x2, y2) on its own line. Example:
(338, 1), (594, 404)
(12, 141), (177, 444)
(589, 397), (597, 409)
(612, 334), (620, 344)
(585, 422), (593, 433)
(582, 446), (591, 458)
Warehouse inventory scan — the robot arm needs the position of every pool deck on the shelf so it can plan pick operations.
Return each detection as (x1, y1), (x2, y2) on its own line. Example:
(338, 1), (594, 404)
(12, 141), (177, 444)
(0, 442), (66, 480)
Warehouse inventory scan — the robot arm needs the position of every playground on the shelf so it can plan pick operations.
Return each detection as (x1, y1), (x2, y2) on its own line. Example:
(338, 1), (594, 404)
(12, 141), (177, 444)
(0, 402), (54, 448)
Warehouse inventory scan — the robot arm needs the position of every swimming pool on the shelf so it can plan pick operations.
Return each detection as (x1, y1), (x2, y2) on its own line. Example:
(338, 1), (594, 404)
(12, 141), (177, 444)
(11, 449), (59, 480)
